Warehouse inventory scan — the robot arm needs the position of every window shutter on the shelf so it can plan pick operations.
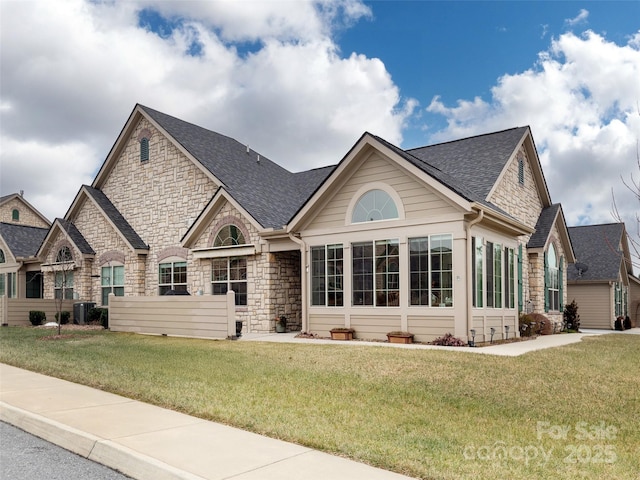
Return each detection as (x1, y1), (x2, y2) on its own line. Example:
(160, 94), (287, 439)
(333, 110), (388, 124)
(140, 138), (149, 162)
(559, 256), (564, 311)
(518, 244), (523, 312)
(543, 251), (549, 312)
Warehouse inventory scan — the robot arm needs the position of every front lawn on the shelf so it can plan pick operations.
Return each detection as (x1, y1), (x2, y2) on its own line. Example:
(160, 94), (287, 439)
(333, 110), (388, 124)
(1, 326), (638, 480)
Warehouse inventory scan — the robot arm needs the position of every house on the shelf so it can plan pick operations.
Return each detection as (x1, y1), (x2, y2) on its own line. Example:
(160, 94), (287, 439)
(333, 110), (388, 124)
(26, 104), (575, 342)
(567, 223), (636, 329)
(0, 193), (50, 299)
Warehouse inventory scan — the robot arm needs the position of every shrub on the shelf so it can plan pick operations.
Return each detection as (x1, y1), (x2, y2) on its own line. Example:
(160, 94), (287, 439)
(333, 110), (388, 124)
(614, 316), (625, 331)
(431, 333), (466, 346)
(563, 300), (580, 331)
(519, 313), (551, 336)
(623, 316), (632, 330)
(55, 311), (71, 325)
(87, 307), (108, 329)
(28, 311), (46, 326)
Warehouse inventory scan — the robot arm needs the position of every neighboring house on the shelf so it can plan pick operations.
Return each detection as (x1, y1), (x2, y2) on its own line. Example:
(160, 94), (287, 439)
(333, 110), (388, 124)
(567, 223), (635, 329)
(0, 193), (50, 299)
(32, 104), (575, 342)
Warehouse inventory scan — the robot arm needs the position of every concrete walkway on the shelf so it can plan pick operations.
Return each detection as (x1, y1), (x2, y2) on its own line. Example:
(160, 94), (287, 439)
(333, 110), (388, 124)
(1, 329), (637, 479)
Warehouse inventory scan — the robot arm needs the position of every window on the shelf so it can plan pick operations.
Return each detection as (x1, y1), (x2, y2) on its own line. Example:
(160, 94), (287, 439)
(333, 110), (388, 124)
(55, 246), (73, 263)
(409, 237), (430, 306)
(214, 224), (246, 246)
(352, 189), (398, 223)
(212, 257), (247, 305)
(12, 209), (19, 221)
(54, 271), (74, 299)
(485, 241), (503, 308)
(546, 244), (560, 311)
(352, 239), (399, 306)
(0, 249), (5, 263)
(101, 265), (124, 305)
(430, 235), (453, 307)
(0, 274), (4, 296)
(26, 271), (43, 298)
(159, 261), (187, 294)
(472, 237), (483, 307)
(140, 137), (149, 162)
(6, 272), (17, 298)
(505, 247), (515, 309)
(311, 244), (343, 306)
(518, 157), (525, 185)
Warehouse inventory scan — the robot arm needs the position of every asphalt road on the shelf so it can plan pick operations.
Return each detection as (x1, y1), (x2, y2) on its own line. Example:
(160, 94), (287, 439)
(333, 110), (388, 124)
(0, 421), (131, 480)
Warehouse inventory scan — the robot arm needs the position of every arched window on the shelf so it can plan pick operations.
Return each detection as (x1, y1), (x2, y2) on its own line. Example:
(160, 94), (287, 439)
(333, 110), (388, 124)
(0, 249), (5, 263)
(140, 137), (149, 162)
(214, 225), (246, 247)
(55, 246), (73, 263)
(351, 189), (398, 223)
(12, 209), (19, 221)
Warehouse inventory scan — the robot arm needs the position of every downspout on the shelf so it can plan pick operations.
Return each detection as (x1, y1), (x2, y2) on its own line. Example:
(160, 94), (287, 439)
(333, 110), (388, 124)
(465, 209), (484, 339)
(288, 232), (308, 332)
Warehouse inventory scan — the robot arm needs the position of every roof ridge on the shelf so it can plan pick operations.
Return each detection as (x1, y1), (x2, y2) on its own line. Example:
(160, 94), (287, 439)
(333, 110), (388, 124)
(406, 126), (529, 151)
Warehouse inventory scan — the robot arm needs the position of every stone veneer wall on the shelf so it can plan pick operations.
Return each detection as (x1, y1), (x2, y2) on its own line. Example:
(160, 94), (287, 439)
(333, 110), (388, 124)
(99, 117), (217, 297)
(42, 231), (90, 300)
(487, 145), (571, 325)
(0, 198), (49, 228)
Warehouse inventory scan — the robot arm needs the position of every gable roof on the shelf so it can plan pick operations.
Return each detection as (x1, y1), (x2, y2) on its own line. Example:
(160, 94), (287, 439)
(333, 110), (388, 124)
(0, 222), (48, 259)
(406, 127), (530, 201)
(56, 219), (95, 255)
(138, 105), (333, 229)
(82, 186), (149, 251)
(0, 193), (51, 227)
(568, 223), (629, 282)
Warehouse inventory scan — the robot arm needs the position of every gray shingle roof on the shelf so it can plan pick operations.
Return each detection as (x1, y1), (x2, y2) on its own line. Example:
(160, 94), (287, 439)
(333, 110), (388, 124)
(57, 219), (95, 255)
(140, 105), (332, 229)
(528, 204), (562, 248)
(567, 223), (625, 281)
(407, 127), (529, 201)
(0, 222), (48, 258)
(83, 186), (149, 250)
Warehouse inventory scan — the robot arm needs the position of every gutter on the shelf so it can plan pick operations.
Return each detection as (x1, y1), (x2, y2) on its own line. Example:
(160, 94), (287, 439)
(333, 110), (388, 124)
(465, 210), (484, 339)
(287, 232), (308, 332)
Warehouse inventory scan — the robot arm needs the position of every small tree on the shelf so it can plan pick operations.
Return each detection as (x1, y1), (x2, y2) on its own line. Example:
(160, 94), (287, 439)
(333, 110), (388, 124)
(563, 299), (580, 332)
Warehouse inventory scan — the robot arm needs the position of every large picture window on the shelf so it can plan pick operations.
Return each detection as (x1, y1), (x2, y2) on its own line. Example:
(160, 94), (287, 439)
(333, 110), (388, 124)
(102, 265), (124, 305)
(409, 235), (453, 307)
(159, 261), (187, 294)
(212, 257), (247, 306)
(546, 245), (560, 311)
(311, 244), (343, 306)
(352, 239), (399, 306)
(472, 237), (483, 307)
(485, 241), (502, 308)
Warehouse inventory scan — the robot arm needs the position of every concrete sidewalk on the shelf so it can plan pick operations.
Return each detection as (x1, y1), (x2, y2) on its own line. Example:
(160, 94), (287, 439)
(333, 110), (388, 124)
(0, 363), (414, 480)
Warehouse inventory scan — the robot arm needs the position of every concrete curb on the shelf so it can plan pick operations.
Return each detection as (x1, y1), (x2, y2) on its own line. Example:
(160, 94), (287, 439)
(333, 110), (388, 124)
(0, 401), (204, 480)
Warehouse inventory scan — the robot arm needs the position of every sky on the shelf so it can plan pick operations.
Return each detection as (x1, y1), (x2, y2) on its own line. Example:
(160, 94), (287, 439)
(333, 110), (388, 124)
(1, 0), (639, 265)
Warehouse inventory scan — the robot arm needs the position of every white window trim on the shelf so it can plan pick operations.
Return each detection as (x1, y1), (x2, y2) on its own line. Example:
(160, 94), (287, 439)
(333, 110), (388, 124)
(345, 182), (405, 226)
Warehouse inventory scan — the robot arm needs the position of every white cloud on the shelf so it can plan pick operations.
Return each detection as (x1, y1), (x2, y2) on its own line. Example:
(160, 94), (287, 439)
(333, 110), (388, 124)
(426, 30), (640, 268)
(565, 9), (589, 27)
(0, 0), (411, 220)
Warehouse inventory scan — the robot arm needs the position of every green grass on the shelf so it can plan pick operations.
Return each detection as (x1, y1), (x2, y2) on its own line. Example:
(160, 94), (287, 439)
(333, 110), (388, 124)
(1, 327), (639, 480)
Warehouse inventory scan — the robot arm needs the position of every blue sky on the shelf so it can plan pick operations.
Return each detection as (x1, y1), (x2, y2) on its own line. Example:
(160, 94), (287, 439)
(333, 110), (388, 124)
(1, 0), (639, 261)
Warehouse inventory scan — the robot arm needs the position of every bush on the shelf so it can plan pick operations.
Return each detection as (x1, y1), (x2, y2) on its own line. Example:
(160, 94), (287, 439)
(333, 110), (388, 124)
(431, 333), (467, 346)
(563, 300), (580, 331)
(87, 307), (108, 329)
(614, 316), (625, 331)
(519, 313), (551, 336)
(55, 311), (71, 325)
(623, 316), (632, 330)
(28, 311), (46, 326)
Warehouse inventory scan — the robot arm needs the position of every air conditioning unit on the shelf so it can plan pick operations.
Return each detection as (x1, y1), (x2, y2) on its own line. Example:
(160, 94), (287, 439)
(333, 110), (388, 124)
(73, 302), (96, 325)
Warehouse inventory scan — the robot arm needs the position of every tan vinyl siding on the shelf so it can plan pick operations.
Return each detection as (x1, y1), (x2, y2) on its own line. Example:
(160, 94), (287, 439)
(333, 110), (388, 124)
(472, 314), (518, 342)
(407, 315), (455, 342)
(350, 314), (402, 340)
(308, 314), (346, 337)
(109, 295), (231, 339)
(308, 153), (458, 231)
(1, 298), (76, 326)
(568, 284), (613, 329)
